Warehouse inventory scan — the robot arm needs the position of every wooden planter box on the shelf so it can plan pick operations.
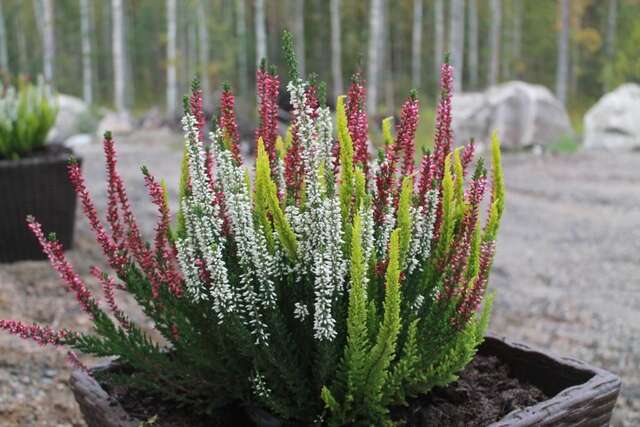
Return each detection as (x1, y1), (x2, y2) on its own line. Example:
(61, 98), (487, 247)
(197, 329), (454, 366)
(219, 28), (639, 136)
(0, 145), (79, 263)
(69, 335), (621, 427)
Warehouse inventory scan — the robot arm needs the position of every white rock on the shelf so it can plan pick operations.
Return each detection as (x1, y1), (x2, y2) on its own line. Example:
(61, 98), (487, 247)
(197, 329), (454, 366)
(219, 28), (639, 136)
(453, 81), (573, 149)
(584, 83), (640, 150)
(64, 133), (93, 149)
(47, 94), (89, 143)
(96, 112), (135, 137)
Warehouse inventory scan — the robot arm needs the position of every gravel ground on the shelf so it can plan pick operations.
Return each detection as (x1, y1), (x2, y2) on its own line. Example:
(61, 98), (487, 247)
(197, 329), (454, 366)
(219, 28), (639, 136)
(0, 131), (638, 425)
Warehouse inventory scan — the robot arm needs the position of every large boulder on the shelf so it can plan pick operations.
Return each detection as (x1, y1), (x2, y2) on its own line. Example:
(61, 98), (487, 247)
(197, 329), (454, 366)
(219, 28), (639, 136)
(452, 81), (573, 149)
(47, 94), (90, 143)
(96, 111), (135, 137)
(584, 84), (640, 150)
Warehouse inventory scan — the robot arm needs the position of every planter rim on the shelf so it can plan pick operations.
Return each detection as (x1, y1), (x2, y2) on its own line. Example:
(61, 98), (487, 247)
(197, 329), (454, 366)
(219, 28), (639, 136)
(484, 334), (621, 426)
(0, 144), (75, 168)
(69, 335), (622, 427)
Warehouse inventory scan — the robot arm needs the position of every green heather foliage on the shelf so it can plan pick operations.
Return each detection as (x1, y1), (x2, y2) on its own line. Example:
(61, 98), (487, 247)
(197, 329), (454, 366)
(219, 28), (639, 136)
(0, 36), (505, 426)
(0, 78), (57, 160)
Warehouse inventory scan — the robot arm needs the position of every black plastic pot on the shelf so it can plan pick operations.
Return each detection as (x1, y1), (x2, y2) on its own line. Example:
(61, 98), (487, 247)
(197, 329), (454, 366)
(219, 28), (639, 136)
(69, 335), (621, 427)
(0, 145), (79, 262)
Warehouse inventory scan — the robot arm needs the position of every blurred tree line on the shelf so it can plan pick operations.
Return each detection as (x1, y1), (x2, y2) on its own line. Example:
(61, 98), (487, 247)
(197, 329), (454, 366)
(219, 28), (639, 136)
(0, 0), (638, 118)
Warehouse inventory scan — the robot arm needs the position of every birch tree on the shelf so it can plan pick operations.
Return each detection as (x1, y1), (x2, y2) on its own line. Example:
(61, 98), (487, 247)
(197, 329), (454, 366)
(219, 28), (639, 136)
(80, 0), (93, 105)
(555, 0), (569, 105)
(606, 0), (617, 60)
(293, 0), (305, 77)
(411, 0), (423, 90)
(488, 0), (501, 87)
(367, 0), (384, 115)
(255, 0), (267, 67)
(166, 0), (177, 116)
(43, 0), (55, 84)
(468, 0), (479, 89)
(0, 1), (8, 72)
(449, 0), (465, 92)
(236, 0), (248, 95)
(433, 0), (444, 79)
(330, 0), (343, 97)
(512, 0), (523, 78)
(197, 0), (210, 103)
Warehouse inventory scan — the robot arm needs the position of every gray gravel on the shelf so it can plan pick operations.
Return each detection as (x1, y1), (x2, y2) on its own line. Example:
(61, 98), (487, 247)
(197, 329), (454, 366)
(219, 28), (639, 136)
(0, 132), (638, 425)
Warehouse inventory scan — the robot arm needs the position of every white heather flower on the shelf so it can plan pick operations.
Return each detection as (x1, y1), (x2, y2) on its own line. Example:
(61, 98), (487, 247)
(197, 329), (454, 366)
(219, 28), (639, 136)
(212, 135), (277, 345)
(412, 294), (425, 314)
(177, 115), (233, 319)
(250, 371), (271, 399)
(406, 189), (438, 274)
(360, 205), (375, 269)
(377, 194), (396, 258)
(293, 302), (309, 321)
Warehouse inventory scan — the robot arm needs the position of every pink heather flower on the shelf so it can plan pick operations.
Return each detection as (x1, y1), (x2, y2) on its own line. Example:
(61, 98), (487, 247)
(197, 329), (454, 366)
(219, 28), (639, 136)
(0, 320), (74, 347)
(142, 168), (183, 297)
(395, 92), (420, 175)
(218, 85), (242, 163)
(103, 133), (124, 247)
(346, 75), (369, 175)
(461, 141), (475, 176)
(256, 67), (280, 170)
(27, 217), (98, 315)
(67, 160), (125, 272)
(190, 83), (206, 142)
(66, 351), (89, 373)
(417, 153), (435, 206)
(433, 62), (454, 183)
(90, 266), (130, 328)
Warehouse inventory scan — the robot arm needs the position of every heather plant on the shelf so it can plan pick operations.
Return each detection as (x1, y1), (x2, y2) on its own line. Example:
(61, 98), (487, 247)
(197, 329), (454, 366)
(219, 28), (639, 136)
(0, 77), (58, 160)
(0, 35), (504, 425)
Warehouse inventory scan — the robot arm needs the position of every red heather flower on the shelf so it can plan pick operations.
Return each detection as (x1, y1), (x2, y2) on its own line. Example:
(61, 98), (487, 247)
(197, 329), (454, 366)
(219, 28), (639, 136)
(346, 75), (369, 174)
(305, 82), (320, 119)
(90, 267), (130, 329)
(218, 85), (242, 163)
(66, 351), (89, 373)
(0, 320), (73, 347)
(461, 141), (475, 176)
(373, 155), (395, 225)
(433, 62), (454, 183)
(190, 83), (206, 142)
(103, 133), (124, 247)
(27, 218), (97, 315)
(256, 67), (280, 169)
(142, 168), (183, 296)
(284, 134), (304, 203)
(395, 93), (420, 175)
(417, 153), (435, 206)
(455, 241), (495, 327)
(68, 159), (125, 272)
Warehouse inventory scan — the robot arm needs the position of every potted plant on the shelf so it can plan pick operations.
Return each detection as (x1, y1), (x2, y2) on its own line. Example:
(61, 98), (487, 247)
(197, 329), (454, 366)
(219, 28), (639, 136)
(0, 35), (620, 426)
(0, 77), (79, 262)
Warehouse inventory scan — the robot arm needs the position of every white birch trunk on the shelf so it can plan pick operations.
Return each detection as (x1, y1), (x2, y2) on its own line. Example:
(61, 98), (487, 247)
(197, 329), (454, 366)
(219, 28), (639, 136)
(555, 0), (569, 105)
(411, 0), (423, 90)
(367, 0), (384, 115)
(0, 1), (8, 72)
(111, 0), (126, 112)
(488, 0), (501, 87)
(606, 0), (617, 59)
(197, 0), (210, 102)
(236, 0), (248, 95)
(383, 1), (393, 113)
(80, 0), (93, 105)
(330, 0), (343, 97)
(468, 0), (478, 89)
(42, 0), (55, 84)
(449, 0), (464, 92)
(433, 0), (444, 79)
(512, 0), (522, 77)
(255, 0), (267, 67)
(293, 0), (305, 77)
(166, 0), (177, 116)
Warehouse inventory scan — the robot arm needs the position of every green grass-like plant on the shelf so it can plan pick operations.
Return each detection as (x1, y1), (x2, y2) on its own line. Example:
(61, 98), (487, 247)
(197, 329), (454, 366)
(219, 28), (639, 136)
(0, 78), (58, 160)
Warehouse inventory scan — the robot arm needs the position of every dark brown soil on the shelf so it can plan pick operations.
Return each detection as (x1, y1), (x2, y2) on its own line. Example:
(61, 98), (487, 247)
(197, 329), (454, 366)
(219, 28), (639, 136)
(98, 353), (547, 426)
(394, 354), (549, 426)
